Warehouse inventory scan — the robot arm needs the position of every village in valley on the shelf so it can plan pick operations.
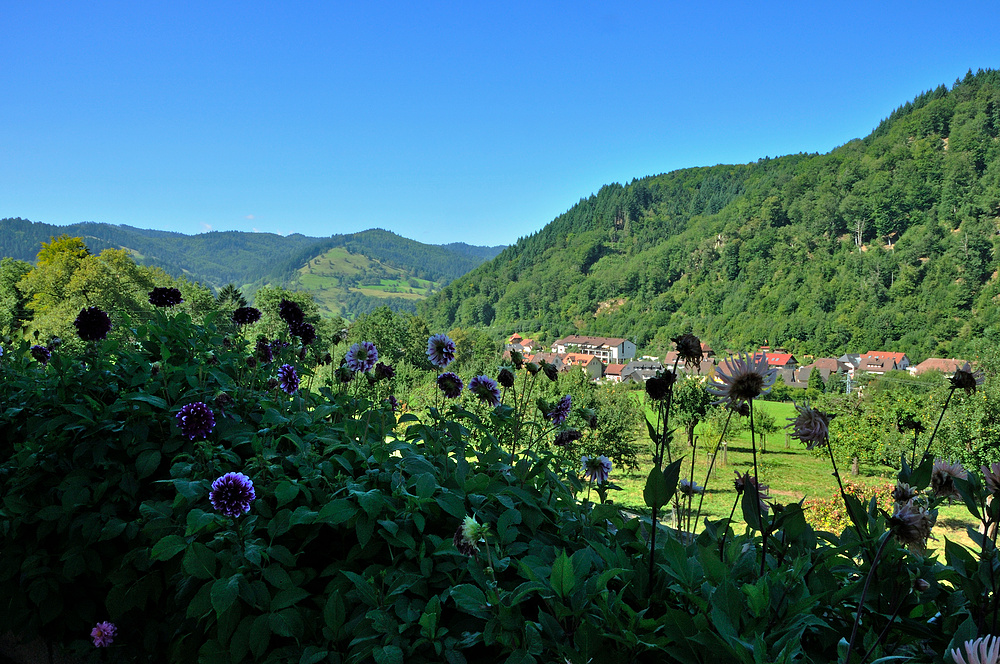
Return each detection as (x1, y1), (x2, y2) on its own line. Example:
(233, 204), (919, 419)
(505, 332), (975, 392)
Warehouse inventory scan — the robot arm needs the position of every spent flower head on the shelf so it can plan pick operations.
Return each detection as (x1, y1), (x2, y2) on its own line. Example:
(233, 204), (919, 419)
(374, 362), (395, 381)
(889, 500), (935, 548)
(148, 287), (183, 307)
(540, 360), (558, 382)
(931, 459), (967, 500)
(982, 463), (1000, 495)
(786, 402), (831, 450)
(707, 352), (777, 406)
(345, 341), (378, 373)
(468, 375), (501, 407)
(175, 402), (216, 440)
(426, 334), (456, 368)
(645, 371), (676, 401)
(277, 363), (299, 394)
(554, 429), (582, 447)
(91, 621), (117, 648)
(209, 472), (256, 518)
(892, 482), (918, 504)
(497, 366), (515, 388)
(454, 515), (488, 556)
(581, 455), (612, 483)
(672, 333), (704, 369)
(437, 372), (464, 399)
(950, 362), (985, 395)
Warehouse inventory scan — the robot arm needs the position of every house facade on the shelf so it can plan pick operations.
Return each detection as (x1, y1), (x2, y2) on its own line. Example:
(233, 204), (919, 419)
(551, 335), (637, 363)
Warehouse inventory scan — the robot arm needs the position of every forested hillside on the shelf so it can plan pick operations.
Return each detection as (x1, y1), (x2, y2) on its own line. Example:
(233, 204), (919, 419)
(0, 220), (504, 319)
(421, 69), (1000, 362)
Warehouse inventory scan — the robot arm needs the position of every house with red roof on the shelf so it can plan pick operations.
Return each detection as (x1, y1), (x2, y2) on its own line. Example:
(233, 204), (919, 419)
(551, 335), (636, 363)
(753, 351), (798, 371)
(910, 358), (968, 376)
(604, 364), (626, 383)
(858, 351), (911, 374)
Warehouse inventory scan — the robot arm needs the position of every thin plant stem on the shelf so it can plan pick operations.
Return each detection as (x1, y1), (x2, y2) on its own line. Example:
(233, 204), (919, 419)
(749, 400), (767, 576)
(857, 590), (908, 664)
(919, 386), (955, 461)
(845, 532), (892, 664)
(693, 410), (735, 535)
(718, 493), (741, 558)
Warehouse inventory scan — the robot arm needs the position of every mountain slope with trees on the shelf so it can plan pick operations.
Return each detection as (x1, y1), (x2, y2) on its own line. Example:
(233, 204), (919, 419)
(0, 220), (504, 320)
(420, 69), (1000, 362)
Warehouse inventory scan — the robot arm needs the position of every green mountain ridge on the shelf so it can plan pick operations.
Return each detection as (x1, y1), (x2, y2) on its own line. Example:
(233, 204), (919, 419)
(0, 219), (505, 319)
(420, 68), (1000, 363)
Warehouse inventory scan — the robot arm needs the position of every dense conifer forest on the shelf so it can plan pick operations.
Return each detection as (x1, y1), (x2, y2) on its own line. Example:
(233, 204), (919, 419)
(420, 69), (1000, 362)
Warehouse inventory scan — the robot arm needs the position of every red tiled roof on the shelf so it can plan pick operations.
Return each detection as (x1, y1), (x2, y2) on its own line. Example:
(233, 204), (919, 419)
(605, 364), (625, 375)
(912, 358), (968, 375)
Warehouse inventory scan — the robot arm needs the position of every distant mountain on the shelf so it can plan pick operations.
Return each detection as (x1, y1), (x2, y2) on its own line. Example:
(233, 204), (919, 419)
(420, 69), (1000, 362)
(0, 219), (505, 319)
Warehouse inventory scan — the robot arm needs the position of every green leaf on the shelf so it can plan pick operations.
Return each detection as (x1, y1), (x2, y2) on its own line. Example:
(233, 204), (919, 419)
(248, 614), (270, 659)
(450, 584), (490, 619)
(643, 458), (682, 509)
(150, 534), (187, 561)
(299, 647), (329, 664)
(270, 587), (309, 611)
(374, 645), (405, 664)
(316, 499), (357, 525)
(274, 481), (299, 507)
(269, 609), (304, 638)
(323, 592), (346, 634)
(211, 573), (241, 616)
(136, 449), (161, 479)
(549, 550), (575, 599)
(183, 542), (217, 579)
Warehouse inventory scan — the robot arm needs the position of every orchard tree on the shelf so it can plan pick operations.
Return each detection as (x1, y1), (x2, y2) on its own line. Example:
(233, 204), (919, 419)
(672, 376), (713, 448)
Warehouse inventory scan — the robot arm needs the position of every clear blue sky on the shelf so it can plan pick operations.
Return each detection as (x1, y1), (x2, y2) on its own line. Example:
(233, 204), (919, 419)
(3, 1), (999, 247)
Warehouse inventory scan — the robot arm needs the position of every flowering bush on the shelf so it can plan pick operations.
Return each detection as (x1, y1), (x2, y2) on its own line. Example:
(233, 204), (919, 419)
(0, 313), (994, 664)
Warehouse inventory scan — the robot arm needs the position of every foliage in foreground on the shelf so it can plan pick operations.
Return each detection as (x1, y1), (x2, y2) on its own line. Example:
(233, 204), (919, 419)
(0, 311), (998, 664)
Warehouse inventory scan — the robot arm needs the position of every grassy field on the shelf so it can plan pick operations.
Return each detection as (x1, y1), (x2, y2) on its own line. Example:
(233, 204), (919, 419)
(609, 399), (977, 554)
(296, 247), (443, 315)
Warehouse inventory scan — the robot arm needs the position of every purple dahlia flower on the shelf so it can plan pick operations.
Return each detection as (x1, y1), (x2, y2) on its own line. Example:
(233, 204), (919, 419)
(255, 338), (273, 363)
(426, 334), (456, 368)
(232, 306), (262, 326)
(374, 362), (395, 381)
(290, 321), (316, 345)
(345, 341), (378, 372)
(91, 621), (116, 648)
(277, 363), (299, 394)
(74, 307), (112, 342)
(546, 395), (572, 425)
(278, 299), (304, 327)
(209, 472), (256, 518)
(30, 344), (51, 365)
(468, 375), (501, 407)
(175, 402), (216, 440)
(148, 287), (183, 307)
(437, 372), (464, 399)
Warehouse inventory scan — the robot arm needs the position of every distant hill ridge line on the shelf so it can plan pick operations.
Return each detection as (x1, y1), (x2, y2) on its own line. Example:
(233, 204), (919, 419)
(0, 218), (506, 320)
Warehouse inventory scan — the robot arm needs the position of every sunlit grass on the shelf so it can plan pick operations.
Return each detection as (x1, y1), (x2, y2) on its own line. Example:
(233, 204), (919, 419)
(608, 399), (976, 555)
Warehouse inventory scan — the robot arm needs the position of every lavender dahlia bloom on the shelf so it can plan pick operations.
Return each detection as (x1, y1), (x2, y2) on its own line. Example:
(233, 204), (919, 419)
(581, 455), (612, 483)
(786, 403), (832, 450)
(386, 395), (400, 412)
(175, 402), (216, 440)
(209, 472), (256, 518)
(546, 395), (572, 425)
(707, 352), (777, 406)
(232, 306), (262, 326)
(30, 344), (51, 365)
(426, 334), (456, 368)
(437, 372), (464, 399)
(468, 375), (501, 407)
(74, 307), (112, 341)
(950, 635), (1000, 664)
(345, 341), (378, 373)
(277, 364), (299, 394)
(91, 621), (117, 648)
(148, 287), (183, 307)
(679, 478), (704, 496)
